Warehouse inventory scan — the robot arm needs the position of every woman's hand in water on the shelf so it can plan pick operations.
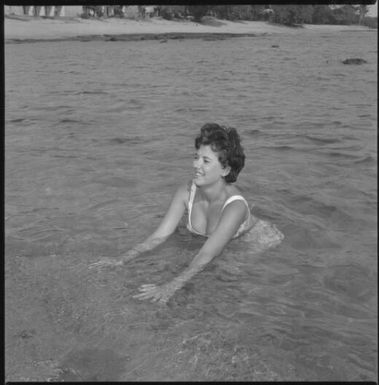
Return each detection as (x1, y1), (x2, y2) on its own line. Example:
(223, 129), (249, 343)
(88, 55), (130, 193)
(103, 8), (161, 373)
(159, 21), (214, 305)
(133, 282), (178, 304)
(88, 257), (123, 269)
(88, 249), (140, 269)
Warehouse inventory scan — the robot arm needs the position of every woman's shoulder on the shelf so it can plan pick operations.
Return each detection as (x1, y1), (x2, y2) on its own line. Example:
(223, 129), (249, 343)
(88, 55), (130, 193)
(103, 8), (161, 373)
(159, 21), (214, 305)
(175, 180), (194, 201)
(223, 185), (253, 213)
(225, 184), (246, 200)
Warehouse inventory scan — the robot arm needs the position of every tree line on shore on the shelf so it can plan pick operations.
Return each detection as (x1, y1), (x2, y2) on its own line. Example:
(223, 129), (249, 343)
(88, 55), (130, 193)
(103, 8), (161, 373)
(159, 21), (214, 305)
(82, 5), (377, 29)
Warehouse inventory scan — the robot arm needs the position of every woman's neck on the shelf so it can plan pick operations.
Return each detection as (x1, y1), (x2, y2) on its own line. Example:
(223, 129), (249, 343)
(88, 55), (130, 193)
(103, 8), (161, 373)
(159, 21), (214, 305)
(197, 179), (228, 204)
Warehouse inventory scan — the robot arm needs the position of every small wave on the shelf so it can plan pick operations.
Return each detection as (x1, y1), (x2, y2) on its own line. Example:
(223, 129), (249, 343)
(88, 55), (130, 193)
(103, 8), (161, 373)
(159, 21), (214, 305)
(302, 135), (341, 145)
(283, 222), (338, 250)
(106, 105), (126, 113)
(108, 137), (143, 145)
(321, 151), (361, 160)
(265, 145), (294, 151)
(59, 118), (82, 124)
(93, 176), (133, 188)
(331, 120), (344, 126)
(174, 107), (189, 113)
(128, 98), (142, 104)
(259, 143), (318, 153)
(246, 129), (262, 136)
(126, 99), (144, 110)
(52, 154), (78, 159)
(332, 72), (347, 78)
(73, 90), (108, 95)
(354, 155), (376, 165)
(285, 192), (354, 226)
(323, 264), (375, 302)
(87, 199), (120, 212)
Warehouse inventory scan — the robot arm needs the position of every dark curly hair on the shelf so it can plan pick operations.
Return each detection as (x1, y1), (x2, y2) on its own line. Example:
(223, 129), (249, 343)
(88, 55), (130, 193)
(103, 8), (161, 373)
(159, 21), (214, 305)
(195, 123), (245, 184)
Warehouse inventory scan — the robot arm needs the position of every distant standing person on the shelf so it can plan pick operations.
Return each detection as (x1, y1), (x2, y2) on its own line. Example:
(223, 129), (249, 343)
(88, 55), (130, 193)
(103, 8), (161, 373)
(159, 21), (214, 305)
(90, 123), (284, 303)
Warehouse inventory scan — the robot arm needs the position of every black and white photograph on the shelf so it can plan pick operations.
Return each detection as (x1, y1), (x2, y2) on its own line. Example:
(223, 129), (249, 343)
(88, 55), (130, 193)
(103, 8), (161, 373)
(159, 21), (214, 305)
(4, 2), (377, 382)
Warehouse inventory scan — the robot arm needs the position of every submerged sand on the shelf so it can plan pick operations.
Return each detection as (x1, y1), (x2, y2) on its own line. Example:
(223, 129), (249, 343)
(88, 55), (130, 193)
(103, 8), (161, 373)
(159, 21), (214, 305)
(4, 16), (373, 42)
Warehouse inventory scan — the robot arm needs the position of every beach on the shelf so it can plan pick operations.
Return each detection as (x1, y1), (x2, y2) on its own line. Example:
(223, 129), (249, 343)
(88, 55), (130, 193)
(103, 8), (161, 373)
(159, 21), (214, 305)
(4, 16), (373, 41)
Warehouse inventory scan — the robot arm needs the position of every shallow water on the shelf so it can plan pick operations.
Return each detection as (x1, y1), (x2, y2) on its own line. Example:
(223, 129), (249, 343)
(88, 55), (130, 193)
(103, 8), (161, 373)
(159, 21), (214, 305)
(5, 30), (377, 381)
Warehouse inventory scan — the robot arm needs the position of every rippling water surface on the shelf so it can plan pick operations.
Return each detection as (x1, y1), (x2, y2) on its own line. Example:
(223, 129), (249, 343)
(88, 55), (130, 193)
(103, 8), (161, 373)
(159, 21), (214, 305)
(5, 30), (377, 381)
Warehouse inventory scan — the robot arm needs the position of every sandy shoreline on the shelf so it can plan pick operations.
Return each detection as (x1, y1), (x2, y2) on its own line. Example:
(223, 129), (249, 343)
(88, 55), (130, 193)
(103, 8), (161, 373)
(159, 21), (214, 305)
(4, 16), (374, 42)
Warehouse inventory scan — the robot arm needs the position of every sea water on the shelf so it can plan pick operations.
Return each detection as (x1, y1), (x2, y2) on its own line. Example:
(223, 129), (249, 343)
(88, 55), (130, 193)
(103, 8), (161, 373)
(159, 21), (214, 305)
(5, 30), (377, 381)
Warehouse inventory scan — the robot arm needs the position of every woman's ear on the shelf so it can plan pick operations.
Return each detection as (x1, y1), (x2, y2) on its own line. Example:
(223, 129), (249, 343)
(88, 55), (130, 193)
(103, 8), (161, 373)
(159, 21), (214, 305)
(222, 165), (231, 178)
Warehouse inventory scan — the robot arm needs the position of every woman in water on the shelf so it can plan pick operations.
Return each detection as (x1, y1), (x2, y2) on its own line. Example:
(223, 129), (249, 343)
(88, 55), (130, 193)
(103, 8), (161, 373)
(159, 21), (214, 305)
(90, 123), (283, 303)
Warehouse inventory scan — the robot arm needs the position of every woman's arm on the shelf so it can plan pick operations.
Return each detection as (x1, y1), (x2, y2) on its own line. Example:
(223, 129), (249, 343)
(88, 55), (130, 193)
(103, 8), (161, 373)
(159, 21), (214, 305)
(89, 182), (189, 268)
(134, 200), (247, 302)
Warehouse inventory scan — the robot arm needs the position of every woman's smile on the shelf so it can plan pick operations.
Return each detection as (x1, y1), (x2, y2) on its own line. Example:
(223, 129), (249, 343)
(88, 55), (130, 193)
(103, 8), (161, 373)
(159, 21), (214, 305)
(192, 145), (226, 186)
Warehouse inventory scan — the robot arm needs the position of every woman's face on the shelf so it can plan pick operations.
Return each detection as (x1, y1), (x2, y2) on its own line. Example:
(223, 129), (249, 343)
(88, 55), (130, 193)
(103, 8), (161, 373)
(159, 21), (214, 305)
(193, 145), (229, 186)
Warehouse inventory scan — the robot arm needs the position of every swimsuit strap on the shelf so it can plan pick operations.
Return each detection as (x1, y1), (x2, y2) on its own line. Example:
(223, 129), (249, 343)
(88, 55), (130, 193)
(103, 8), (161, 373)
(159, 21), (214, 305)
(221, 195), (249, 211)
(222, 195), (252, 238)
(187, 182), (197, 232)
(188, 185), (251, 237)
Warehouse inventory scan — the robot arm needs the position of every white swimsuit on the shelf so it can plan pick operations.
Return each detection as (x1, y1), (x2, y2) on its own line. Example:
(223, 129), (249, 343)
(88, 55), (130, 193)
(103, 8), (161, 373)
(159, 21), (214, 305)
(186, 182), (253, 239)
